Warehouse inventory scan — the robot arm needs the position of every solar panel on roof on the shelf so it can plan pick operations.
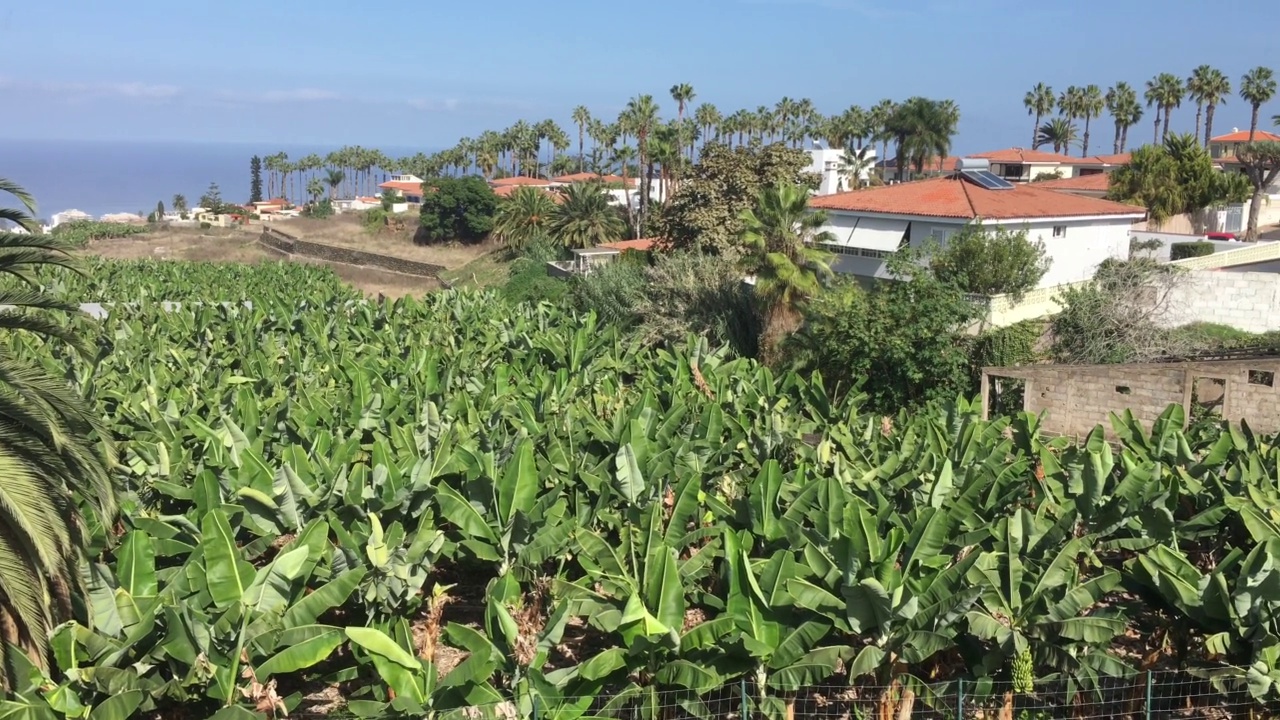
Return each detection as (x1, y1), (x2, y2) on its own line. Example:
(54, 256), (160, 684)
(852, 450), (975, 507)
(960, 169), (1016, 190)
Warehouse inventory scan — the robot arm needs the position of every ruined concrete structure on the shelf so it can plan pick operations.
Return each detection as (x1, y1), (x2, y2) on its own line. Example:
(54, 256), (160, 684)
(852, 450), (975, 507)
(982, 354), (1280, 438)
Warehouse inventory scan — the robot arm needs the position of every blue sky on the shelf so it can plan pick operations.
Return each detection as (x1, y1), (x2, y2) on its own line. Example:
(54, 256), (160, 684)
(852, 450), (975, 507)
(3, 0), (1278, 154)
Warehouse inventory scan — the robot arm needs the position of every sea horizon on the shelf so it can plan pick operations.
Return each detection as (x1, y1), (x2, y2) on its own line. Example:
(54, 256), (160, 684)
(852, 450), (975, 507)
(0, 138), (437, 221)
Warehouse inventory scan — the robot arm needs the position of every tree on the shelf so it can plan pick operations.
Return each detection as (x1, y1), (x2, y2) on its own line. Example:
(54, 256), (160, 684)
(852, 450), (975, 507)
(837, 146), (875, 191)
(1235, 142), (1280, 241)
(1051, 258), (1189, 364)
(550, 182), (625, 249)
(659, 142), (815, 255)
(928, 223), (1051, 301)
(417, 176), (498, 244)
(1105, 82), (1142, 153)
(306, 178), (325, 203)
(154, 200), (165, 221)
(325, 169), (345, 200)
(1079, 84), (1104, 156)
(738, 182), (834, 360)
(1057, 86), (1084, 135)
(1188, 65), (1230, 146)
(171, 193), (188, 219)
(1240, 66), (1277, 142)
(1036, 118), (1077, 154)
(0, 177), (116, 681)
(199, 182), (224, 212)
(1024, 83), (1055, 149)
(884, 97), (958, 181)
(572, 106), (591, 173)
(1146, 73), (1185, 142)
(494, 186), (558, 249)
(693, 103), (722, 158)
(669, 83), (695, 121)
(869, 99), (897, 178)
(1108, 133), (1251, 227)
(249, 155), (264, 203)
(621, 95), (660, 230)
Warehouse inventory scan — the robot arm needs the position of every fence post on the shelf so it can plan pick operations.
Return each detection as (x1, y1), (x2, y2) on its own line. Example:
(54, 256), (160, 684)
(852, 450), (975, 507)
(1144, 670), (1153, 720)
(957, 678), (965, 720)
(740, 676), (749, 720)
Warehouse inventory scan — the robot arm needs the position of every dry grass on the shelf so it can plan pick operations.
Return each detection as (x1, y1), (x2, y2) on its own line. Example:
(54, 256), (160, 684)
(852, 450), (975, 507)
(81, 226), (441, 298)
(274, 214), (496, 269)
(439, 249), (515, 290)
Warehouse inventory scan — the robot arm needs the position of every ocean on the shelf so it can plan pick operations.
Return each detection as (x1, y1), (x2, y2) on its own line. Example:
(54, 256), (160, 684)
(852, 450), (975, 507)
(0, 139), (431, 222)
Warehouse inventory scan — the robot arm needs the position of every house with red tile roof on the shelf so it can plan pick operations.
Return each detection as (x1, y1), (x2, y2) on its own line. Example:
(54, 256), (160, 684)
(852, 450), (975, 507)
(878, 149), (1131, 184)
(1032, 173), (1112, 198)
(1208, 129), (1280, 229)
(551, 172), (635, 187)
(546, 238), (659, 277)
(808, 159), (1146, 289)
(377, 174), (427, 203)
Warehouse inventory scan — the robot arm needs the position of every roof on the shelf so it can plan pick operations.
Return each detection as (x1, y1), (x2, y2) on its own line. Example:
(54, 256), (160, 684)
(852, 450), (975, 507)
(879, 156), (959, 171)
(1080, 153), (1131, 166)
(599, 238), (657, 252)
(490, 176), (553, 187)
(1033, 173), (1112, 192)
(552, 172), (633, 185)
(808, 175), (1145, 220)
(492, 185), (564, 203)
(1210, 129), (1280, 143)
(254, 198), (288, 206)
(969, 148), (1081, 164)
(379, 180), (424, 194)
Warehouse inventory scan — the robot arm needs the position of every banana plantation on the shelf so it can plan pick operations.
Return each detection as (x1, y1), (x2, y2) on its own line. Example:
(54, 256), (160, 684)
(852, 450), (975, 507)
(6, 260), (1280, 720)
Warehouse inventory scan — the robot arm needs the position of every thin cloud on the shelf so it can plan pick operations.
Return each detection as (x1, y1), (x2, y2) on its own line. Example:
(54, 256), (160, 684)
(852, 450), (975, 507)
(0, 76), (182, 102)
(256, 88), (341, 103)
(735, 0), (912, 19)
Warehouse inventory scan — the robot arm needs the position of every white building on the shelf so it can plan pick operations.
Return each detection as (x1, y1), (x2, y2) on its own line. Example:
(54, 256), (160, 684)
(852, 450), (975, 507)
(377, 174), (427, 203)
(806, 143), (875, 195)
(808, 159), (1147, 289)
(51, 209), (92, 227)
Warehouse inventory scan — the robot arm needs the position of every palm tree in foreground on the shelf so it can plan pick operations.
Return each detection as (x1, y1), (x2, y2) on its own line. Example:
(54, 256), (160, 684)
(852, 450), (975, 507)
(493, 186), (558, 249)
(1240, 66), (1277, 142)
(0, 177), (115, 683)
(739, 182), (834, 362)
(550, 182), (625, 249)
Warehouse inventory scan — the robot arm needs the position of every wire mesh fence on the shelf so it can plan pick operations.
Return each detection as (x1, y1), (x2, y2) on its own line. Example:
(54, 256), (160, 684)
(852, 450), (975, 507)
(383, 671), (1266, 720)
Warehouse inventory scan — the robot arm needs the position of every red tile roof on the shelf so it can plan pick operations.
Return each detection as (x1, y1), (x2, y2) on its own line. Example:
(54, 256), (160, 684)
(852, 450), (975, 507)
(493, 185), (564, 203)
(599, 238), (657, 252)
(1082, 153), (1131, 165)
(553, 172), (634, 185)
(969, 148), (1081, 164)
(490, 176), (553, 187)
(254, 198), (289, 206)
(1210, 129), (1280, 143)
(808, 175), (1144, 220)
(379, 180), (424, 194)
(1033, 173), (1112, 192)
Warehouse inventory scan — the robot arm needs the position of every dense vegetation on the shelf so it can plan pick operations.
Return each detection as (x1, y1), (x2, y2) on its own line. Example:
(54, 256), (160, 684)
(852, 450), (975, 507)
(7, 261), (1280, 720)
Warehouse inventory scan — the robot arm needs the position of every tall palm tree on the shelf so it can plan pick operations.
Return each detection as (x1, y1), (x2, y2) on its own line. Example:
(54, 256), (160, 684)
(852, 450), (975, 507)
(1105, 83), (1140, 154)
(1240, 66), (1277, 142)
(693, 102), (722, 157)
(738, 182), (834, 361)
(572, 106), (592, 173)
(885, 97), (957, 181)
(1146, 73), (1185, 142)
(1057, 86), (1084, 136)
(1079, 84), (1104, 157)
(670, 83), (696, 122)
(1187, 65), (1215, 144)
(325, 169), (345, 200)
(0, 177), (115, 682)
(1198, 68), (1231, 146)
(306, 177), (325, 203)
(1024, 83), (1055, 149)
(493, 186), (557, 249)
(622, 94), (660, 227)
(171, 193), (188, 216)
(869, 99), (898, 177)
(1036, 118), (1078, 154)
(550, 182), (625, 248)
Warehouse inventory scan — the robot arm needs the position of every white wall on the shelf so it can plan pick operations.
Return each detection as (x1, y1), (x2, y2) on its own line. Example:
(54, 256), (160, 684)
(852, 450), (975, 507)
(805, 146), (875, 195)
(1159, 271), (1280, 333)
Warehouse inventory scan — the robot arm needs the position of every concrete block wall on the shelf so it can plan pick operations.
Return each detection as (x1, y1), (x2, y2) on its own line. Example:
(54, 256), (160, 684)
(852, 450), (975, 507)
(1159, 271), (1280, 333)
(258, 228), (445, 278)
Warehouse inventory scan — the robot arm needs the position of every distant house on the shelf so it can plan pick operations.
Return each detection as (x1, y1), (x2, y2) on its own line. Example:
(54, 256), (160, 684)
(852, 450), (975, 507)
(804, 144), (877, 195)
(807, 158), (1146, 289)
(252, 198), (290, 215)
(551, 172), (634, 187)
(879, 149), (1131, 184)
(546, 238), (656, 277)
(1209, 128), (1280, 161)
(1033, 172), (1112, 198)
(378, 174), (427, 203)
(51, 209), (92, 227)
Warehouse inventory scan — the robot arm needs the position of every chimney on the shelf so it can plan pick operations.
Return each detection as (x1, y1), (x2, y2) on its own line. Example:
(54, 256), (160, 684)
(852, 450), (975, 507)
(1233, 127), (1239, 133)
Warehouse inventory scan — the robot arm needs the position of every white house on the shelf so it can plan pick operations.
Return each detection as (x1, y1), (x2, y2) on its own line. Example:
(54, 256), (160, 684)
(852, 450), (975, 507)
(805, 143), (875, 195)
(377, 174), (427, 203)
(807, 158), (1147, 289)
(51, 209), (92, 227)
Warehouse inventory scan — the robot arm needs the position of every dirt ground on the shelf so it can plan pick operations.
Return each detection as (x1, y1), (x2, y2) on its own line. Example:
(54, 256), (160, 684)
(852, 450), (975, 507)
(272, 215), (497, 268)
(83, 227), (443, 298)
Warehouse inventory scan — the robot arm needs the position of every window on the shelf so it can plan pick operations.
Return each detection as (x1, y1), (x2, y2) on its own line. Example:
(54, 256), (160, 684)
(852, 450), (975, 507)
(1052, 225), (1067, 238)
(999, 164), (1025, 180)
(1249, 370), (1275, 387)
(1115, 386), (1131, 395)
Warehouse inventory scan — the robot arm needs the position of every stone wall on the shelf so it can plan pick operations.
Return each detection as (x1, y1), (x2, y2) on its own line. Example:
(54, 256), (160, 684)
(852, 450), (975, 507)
(984, 358), (1280, 439)
(1159, 270), (1280, 333)
(258, 228), (445, 278)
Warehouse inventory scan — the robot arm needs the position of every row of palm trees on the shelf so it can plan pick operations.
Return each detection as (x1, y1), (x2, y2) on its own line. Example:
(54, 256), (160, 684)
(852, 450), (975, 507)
(1024, 65), (1277, 157)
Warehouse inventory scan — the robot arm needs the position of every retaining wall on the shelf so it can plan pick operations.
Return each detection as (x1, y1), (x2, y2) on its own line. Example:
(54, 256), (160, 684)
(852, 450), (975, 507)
(258, 228), (445, 278)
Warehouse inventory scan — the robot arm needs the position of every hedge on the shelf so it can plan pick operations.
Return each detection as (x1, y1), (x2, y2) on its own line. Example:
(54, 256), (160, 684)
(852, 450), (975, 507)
(1170, 241), (1214, 261)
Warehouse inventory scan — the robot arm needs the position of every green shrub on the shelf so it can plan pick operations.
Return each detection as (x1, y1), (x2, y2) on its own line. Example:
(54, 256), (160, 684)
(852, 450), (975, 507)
(363, 207), (388, 231)
(1170, 241), (1214, 261)
(574, 260), (647, 327)
(50, 220), (148, 248)
(501, 257), (570, 305)
(199, 221), (212, 230)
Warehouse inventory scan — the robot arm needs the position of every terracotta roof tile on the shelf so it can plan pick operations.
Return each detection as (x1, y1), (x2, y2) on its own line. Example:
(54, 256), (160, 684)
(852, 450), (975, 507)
(552, 172), (634, 185)
(490, 176), (553, 187)
(599, 238), (657, 251)
(1210, 129), (1280, 143)
(969, 148), (1081, 164)
(808, 175), (1144, 220)
(378, 180), (423, 193)
(493, 185), (564, 203)
(1034, 173), (1112, 192)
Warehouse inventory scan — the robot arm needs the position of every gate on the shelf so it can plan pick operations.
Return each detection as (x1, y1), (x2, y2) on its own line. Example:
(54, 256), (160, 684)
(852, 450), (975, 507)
(1225, 203), (1244, 233)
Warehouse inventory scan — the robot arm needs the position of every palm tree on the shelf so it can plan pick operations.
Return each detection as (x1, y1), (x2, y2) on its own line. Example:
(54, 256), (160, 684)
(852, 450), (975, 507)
(1105, 83), (1141, 154)
(325, 169), (345, 201)
(885, 97), (957, 181)
(1198, 68), (1231, 146)
(1079, 85), (1104, 156)
(1036, 118), (1078, 154)
(1057, 86), (1084, 138)
(693, 102), (722, 157)
(738, 182), (834, 361)
(670, 83), (696, 121)
(869, 99), (898, 178)
(1145, 73), (1185, 142)
(0, 177), (115, 682)
(1187, 65), (1221, 144)
(494, 186), (557, 249)
(1240, 66), (1277, 142)
(622, 94), (660, 227)
(306, 178), (325, 203)
(1024, 83), (1055, 148)
(572, 106), (592, 173)
(171, 193), (188, 217)
(550, 182), (625, 249)
(837, 146), (876, 191)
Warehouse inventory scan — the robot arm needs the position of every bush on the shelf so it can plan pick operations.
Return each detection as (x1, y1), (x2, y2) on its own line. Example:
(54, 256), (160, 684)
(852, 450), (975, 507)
(199, 222), (212, 230)
(928, 222), (1050, 301)
(1170, 241), (1214, 261)
(574, 260), (647, 328)
(307, 199), (334, 219)
(418, 176), (497, 244)
(502, 256), (570, 306)
(363, 207), (388, 231)
(633, 251), (760, 357)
